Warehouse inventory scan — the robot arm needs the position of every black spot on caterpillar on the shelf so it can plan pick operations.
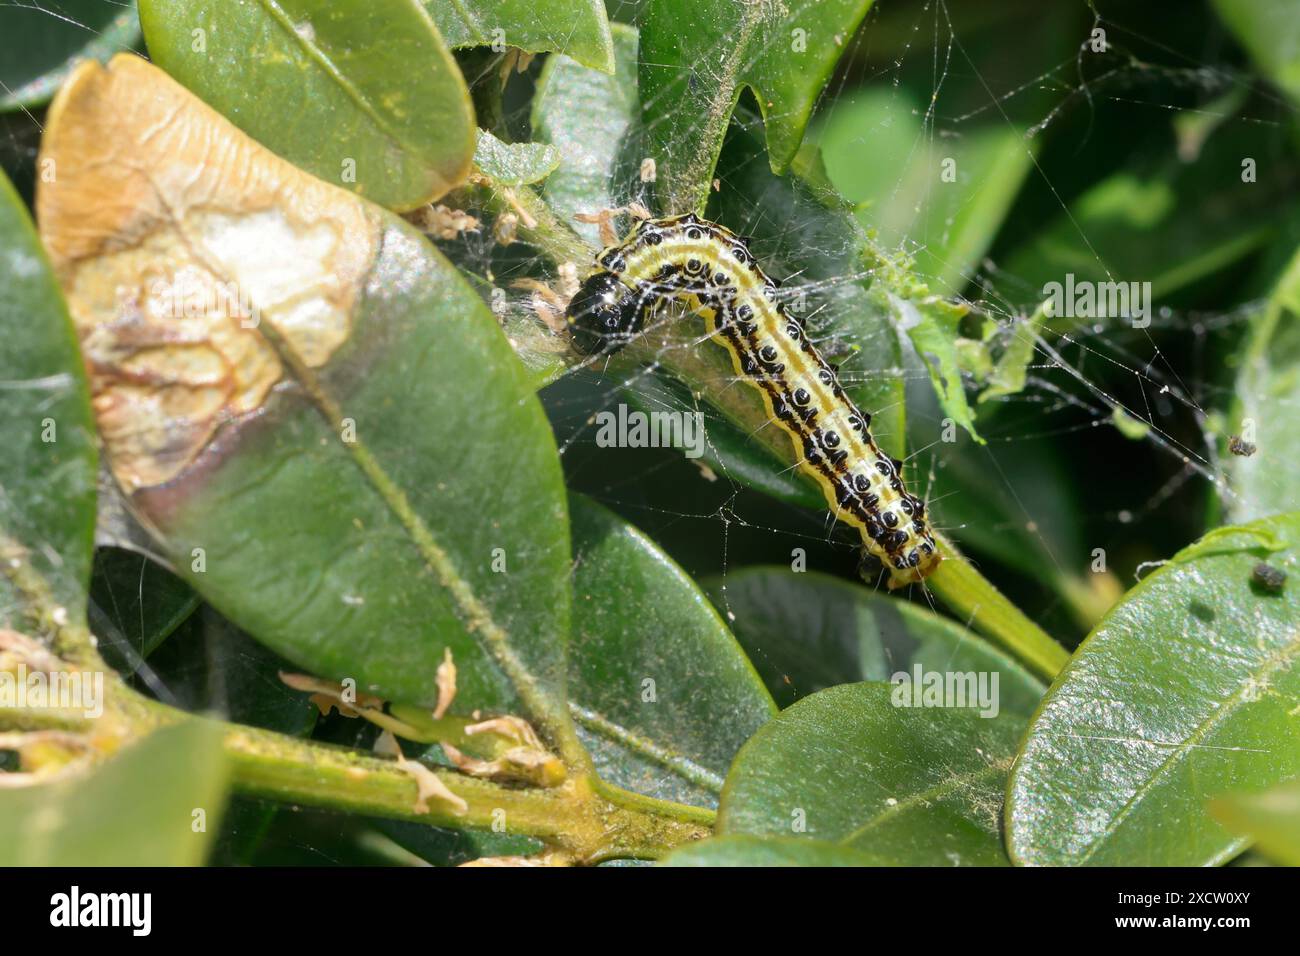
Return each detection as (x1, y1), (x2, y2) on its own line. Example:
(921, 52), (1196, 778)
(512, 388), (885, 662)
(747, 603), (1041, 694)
(566, 213), (942, 589)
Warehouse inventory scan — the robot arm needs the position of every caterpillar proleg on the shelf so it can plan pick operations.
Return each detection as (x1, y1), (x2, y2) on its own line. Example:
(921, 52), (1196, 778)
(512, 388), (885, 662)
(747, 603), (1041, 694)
(565, 213), (941, 589)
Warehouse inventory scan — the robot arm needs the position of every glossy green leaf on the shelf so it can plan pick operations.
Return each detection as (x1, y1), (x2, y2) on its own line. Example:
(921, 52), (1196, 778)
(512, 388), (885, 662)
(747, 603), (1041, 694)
(532, 23), (640, 246)
(569, 495), (775, 807)
(473, 129), (559, 186)
(139, 0), (474, 210)
(1227, 244), (1300, 522)
(426, 0), (613, 71)
(0, 720), (229, 865)
(0, 0), (140, 113)
(1007, 513), (1300, 866)
(719, 682), (1024, 865)
(818, 87), (1035, 296)
(640, 0), (875, 212)
(662, 834), (883, 867)
(38, 56), (576, 752)
(1211, 779), (1300, 866)
(1213, 0), (1300, 107)
(0, 169), (97, 630)
(706, 568), (1045, 716)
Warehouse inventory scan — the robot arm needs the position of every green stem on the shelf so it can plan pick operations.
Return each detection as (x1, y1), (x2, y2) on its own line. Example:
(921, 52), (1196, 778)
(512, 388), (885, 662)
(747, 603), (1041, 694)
(927, 533), (1071, 681)
(2, 680), (712, 862)
(220, 715), (713, 860)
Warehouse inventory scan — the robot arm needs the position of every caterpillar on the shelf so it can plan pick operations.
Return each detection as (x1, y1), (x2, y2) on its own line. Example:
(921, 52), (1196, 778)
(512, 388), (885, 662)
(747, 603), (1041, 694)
(565, 213), (941, 589)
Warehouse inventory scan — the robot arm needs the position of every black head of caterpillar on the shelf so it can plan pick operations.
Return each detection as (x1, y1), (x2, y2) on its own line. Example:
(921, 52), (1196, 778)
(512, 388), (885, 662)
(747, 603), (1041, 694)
(566, 271), (643, 355)
(564, 215), (943, 590)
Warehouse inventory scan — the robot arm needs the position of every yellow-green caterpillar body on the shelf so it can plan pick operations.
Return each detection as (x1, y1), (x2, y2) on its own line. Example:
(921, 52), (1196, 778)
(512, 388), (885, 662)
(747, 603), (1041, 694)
(566, 214), (940, 589)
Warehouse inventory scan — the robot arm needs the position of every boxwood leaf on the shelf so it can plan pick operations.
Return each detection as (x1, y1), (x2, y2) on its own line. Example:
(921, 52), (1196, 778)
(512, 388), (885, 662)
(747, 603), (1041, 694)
(0, 168), (97, 634)
(139, 0), (475, 210)
(706, 567), (1045, 717)
(1006, 513), (1300, 866)
(1227, 244), (1300, 522)
(0, 720), (229, 866)
(37, 55), (576, 752)
(425, 0), (613, 72)
(662, 834), (884, 866)
(532, 22), (640, 246)
(719, 682), (1024, 865)
(639, 0), (875, 212)
(474, 129), (560, 186)
(569, 495), (775, 807)
(818, 87), (1035, 296)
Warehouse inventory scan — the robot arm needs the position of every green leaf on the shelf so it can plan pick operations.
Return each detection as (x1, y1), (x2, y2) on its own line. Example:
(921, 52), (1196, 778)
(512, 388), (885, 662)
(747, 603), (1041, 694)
(1211, 779), (1300, 866)
(0, 720), (230, 865)
(1227, 244), (1300, 522)
(640, 0), (875, 212)
(425, 0), (613, 72)
(719, 682), (1023, 865)
(706, 567), (1046, 717)
(473, 129), (560, 186)
(1213, 0), (1300, 107)
(1006, 513), (1300, 866)
(897, 292), (982, 443)
(978, 302), (1047, 403)
(618, 371), (823, 511)
(569, 495), (775, 807)
(38, 56), (577, 754)
(818, 87), (1035, 295)
(662, 834), (883, 866)
(532, 22), (640, 246)
(0, 168), (97, 631)
(138, 0), (475, 211)
(0, 0), (141, 113)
